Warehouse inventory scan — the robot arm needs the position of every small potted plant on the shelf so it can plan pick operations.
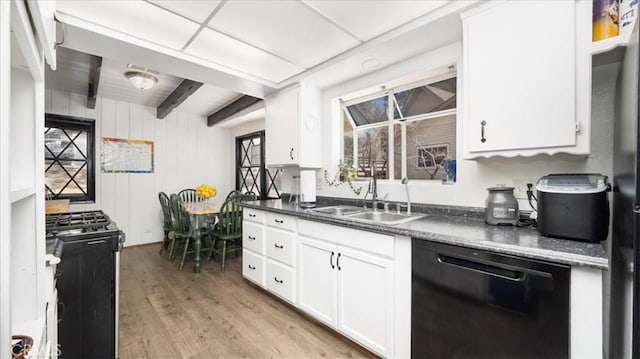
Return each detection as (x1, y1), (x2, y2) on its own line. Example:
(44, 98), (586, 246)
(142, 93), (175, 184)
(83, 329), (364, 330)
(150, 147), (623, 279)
(323, 159), (363, 195)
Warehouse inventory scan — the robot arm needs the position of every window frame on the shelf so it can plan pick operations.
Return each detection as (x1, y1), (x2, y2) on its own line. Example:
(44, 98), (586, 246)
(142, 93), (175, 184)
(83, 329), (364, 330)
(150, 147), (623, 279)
(341, 70), (457, 181)
(235, 130), (281, 200)
(44, 113), (96, 202)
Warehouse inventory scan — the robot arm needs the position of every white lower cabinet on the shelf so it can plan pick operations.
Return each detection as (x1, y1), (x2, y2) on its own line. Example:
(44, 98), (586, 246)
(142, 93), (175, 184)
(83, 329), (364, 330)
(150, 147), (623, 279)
(242, 212), (266, 287)
(242, 209), (297, 304)
(242, 250), (265, 286)
(243, 211), (410, 358)
(298, 222), (394, 357)
(337, 246), (392, 355)
(266, 260), (296, 304)
(298, 238), (338, 327)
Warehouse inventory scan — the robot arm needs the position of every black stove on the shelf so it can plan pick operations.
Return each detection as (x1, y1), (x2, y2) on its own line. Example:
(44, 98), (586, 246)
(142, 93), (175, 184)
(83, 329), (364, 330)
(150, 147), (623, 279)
(46, 210), (113, 231)
(46, 210), (122, 247)
(46, 209), (124, 359)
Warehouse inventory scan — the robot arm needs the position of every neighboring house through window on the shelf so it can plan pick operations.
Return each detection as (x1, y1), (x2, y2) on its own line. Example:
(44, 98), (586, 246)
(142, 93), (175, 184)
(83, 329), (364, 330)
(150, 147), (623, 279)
(45, 114), (96, 202)
(342, 66), (457, 181)
(236, 131), (281, 199)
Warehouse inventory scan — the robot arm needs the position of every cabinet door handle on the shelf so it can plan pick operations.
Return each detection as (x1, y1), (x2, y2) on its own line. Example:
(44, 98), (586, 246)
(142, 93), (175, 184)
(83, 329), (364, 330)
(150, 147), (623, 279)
(248, 264), (256, 270)
(337, 253), (342, 271)
(274, 219), (284, 224)
(330, 251), (335, 269)
(248, 235), (256, 240)
(274, 277), (283, 284)
(248, 213), (256, 218)
(289, 148), (294, 160)
(274, 243), (284, 249)
(480, 120), (487, 143)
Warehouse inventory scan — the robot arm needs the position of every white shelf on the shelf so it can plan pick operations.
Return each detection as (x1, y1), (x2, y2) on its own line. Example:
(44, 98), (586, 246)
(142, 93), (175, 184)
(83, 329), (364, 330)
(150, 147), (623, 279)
(591, 32), (632, 55)
(10, 185), (35, 203)
(591, 16), (638, 65)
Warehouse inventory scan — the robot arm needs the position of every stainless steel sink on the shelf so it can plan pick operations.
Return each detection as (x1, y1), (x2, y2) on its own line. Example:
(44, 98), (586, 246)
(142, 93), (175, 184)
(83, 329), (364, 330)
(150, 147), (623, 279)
(347, 211), (424, 225)
(311, 205), (366, 216)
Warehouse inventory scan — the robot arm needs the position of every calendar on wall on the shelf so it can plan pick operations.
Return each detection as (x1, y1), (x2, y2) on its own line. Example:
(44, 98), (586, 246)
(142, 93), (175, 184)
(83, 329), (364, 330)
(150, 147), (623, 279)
(101, 137), (154, 173)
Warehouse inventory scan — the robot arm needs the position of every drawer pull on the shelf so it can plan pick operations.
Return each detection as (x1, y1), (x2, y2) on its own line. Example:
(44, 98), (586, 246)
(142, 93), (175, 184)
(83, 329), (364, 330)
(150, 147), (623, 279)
(480, 120), (487, 143)
(248, 235), (256, 240)
(274, 277), (283, 284)
(274, 243), (284, 249)
(274, 219), (284, 224)
(248, 213), (256, 218)
(248, 264), (256, 270)
(337, 253), (342, 271)
(330, 251), (335, 269)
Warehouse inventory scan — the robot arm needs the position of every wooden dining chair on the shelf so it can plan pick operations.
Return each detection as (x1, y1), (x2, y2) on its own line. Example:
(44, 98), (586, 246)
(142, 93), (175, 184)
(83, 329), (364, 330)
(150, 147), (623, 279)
(206, 193), (256, 272)
(224, 190), (243, 202)
(178, 188), (199, 204)
(168, 194), (211, 271)
(158, 192), (174, 256)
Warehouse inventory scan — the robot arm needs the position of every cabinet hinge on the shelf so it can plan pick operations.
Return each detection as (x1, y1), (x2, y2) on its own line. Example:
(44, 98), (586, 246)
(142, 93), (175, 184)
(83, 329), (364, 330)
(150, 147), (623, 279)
(575, 122), (581, 133)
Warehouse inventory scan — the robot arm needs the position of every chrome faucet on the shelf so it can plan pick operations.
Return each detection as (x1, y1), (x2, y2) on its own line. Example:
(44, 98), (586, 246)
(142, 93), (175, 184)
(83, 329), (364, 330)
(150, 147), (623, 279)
(368, 161), (379, 211)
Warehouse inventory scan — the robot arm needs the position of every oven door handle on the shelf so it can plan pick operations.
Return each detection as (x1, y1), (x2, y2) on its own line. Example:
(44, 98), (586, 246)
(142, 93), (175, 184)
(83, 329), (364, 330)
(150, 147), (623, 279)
(437, 254), (525, 281)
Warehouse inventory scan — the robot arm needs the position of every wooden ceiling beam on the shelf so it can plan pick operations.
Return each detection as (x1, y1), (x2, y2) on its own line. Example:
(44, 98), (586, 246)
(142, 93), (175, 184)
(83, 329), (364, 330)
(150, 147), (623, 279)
(207, 95), (262, 127)
(86, 55), (102, 109)
(157, 79), (203, 119)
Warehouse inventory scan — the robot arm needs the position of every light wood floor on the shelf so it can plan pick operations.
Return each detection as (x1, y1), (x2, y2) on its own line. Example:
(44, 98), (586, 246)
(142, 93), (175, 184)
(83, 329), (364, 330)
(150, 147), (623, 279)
(119, 244), (375, 359)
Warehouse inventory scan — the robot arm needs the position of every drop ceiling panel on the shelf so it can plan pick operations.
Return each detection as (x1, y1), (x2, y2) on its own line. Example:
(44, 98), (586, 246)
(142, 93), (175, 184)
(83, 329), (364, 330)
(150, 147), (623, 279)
(179, 84), (242, 117)
(185, 27), (305, 83)
(303, 0), (448, 41)
(56, 1), (200, 50)
(209, 0), (360, 68)
(148, 0), (221, 23)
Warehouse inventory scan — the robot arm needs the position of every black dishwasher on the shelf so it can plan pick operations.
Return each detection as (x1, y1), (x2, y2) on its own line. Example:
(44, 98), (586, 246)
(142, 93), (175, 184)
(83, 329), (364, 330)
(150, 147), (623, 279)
(412, 240), (570, 358)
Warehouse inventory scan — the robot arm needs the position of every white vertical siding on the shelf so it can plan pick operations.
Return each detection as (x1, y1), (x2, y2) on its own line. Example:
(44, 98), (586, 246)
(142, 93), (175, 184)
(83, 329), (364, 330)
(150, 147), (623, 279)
(45, 89), (232, 247)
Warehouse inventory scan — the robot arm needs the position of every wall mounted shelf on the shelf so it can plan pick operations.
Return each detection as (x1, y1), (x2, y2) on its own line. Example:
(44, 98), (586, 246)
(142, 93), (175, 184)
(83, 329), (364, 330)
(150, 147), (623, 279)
(10, 185), (35, 203)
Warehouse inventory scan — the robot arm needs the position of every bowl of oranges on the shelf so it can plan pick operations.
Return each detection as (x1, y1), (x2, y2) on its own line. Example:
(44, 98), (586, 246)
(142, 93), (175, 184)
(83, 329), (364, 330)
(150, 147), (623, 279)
(196, 184), (216, 199)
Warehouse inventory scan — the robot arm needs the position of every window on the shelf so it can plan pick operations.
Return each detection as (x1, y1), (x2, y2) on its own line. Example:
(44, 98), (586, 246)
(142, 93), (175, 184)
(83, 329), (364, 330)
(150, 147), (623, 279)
(342, 71), (457, 181)
(236, 131), (281, 199)
(45, 114), (95, 202)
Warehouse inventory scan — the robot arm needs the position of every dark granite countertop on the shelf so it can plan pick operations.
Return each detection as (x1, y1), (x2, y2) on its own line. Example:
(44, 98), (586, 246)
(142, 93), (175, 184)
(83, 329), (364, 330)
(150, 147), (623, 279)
(241, 199), (609, 270)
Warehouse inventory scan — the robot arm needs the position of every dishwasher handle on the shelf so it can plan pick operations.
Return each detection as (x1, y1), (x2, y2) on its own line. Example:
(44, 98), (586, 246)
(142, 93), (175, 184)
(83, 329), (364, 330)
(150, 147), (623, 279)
(437, 254), (525, 281)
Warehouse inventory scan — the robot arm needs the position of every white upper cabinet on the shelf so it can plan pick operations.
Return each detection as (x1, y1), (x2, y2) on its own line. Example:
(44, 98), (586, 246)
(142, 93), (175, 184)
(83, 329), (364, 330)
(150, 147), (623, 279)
(461, 0), (591, 158)
(26, 0), (56, 70)
(265, 82), (322, 167)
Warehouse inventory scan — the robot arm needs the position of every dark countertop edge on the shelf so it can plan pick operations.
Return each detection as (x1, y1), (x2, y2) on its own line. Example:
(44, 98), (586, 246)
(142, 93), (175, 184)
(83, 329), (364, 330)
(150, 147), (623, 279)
(241, 201), (609, 270)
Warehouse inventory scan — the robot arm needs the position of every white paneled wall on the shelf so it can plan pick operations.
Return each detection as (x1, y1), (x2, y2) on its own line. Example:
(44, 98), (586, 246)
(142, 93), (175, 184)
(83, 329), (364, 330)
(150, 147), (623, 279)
(45, 89), (232, 247)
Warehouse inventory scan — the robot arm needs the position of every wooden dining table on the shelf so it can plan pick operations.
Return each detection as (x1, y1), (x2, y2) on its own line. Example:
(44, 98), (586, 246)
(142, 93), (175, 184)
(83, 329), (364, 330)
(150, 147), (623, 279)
(184, 203), (220, 273)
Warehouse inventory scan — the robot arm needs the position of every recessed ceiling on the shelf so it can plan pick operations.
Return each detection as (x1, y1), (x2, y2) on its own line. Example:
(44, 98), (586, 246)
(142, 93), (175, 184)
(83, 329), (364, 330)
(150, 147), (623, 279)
(208, 1), (360, 68)
(46, 46), (241, 117)
(302, 1), (448, 41)
(55, 0), (454, 85)
(56, 1), (200, 50)
(148, 0), (221, 23)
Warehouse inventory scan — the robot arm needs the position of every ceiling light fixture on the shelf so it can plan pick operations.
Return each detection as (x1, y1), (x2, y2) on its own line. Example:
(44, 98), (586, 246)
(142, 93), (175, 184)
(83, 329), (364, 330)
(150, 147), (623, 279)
(125, 71), (158, 91)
